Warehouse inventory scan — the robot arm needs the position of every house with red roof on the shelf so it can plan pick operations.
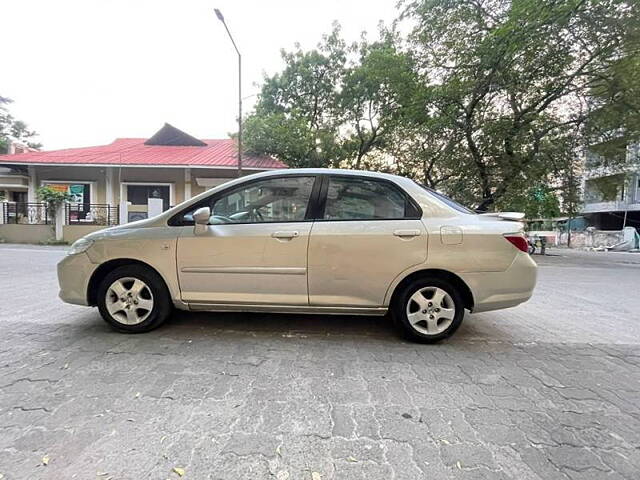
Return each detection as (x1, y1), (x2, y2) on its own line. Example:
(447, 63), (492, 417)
(0, 123), (285, 240)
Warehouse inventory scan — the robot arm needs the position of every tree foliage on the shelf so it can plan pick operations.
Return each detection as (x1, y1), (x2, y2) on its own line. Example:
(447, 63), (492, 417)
(584, 19), (640, 162)
(37, 186), (71, 219)
(0, 96), (41, 154)
(244, 1), (639, 212)
(244, 25), (417, 170)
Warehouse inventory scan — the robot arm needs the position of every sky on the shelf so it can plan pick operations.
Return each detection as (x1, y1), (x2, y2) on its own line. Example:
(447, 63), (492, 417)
(2, 0), (399, 150)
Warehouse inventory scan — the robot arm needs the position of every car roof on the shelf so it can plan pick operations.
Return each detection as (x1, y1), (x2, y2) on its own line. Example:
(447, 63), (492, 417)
(250, 168), (408, 182)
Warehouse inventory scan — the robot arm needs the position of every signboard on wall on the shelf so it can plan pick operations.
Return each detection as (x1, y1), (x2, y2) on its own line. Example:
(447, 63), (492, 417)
(46, 184), (85, 203)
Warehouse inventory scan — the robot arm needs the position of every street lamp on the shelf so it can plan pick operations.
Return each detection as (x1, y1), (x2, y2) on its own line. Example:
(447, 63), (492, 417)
(214, 8), (242, 177)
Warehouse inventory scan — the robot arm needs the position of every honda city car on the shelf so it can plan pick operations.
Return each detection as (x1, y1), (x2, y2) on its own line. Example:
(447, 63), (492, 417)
(58, 169), (537, 343)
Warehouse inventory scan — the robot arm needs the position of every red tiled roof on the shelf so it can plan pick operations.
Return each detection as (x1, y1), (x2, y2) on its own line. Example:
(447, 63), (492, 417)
(0, 138), (286, 169)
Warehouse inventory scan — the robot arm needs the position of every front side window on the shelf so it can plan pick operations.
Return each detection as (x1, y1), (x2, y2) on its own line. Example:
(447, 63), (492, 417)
(180, 176), (316, 225)
(323, 176), (412, 220)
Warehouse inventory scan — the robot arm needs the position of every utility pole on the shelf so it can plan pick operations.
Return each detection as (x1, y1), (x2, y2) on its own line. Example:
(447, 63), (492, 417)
(567, 168), (573, 249)
(214, 8), (242, 177)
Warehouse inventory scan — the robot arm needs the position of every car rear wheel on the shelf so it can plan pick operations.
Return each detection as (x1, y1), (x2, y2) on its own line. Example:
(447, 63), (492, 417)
(392, 277), (464, 343)
(97, 265), (172, 333)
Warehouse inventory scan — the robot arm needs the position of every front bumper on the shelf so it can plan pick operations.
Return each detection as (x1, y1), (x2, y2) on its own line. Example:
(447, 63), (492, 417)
(57, 252), (98, 306)
(461, 252), (537, 313)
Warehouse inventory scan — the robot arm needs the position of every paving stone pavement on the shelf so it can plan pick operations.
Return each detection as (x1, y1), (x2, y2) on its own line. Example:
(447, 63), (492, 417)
(0, 245), (639, 479)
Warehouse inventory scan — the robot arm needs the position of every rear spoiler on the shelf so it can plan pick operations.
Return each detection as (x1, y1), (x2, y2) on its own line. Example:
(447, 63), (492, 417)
(478, 212), (525, 221)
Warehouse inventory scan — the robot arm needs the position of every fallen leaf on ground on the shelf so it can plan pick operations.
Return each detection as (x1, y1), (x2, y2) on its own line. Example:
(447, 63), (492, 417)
(440, 439), (450, 445)
(135, 392), (140, 398)
(346, 456), (358, 463)
(276, 445), (282, 456)
(42, 455), (50, 466)
(456, 461), (462, 470)
(97, 472), (109, 476)
(172, 467), (185, 477)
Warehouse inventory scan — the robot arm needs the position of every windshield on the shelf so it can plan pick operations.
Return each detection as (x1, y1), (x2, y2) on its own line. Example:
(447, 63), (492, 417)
(416, 183), (475, 214)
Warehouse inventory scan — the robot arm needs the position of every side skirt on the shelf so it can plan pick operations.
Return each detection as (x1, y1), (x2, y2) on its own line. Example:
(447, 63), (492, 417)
(187, 303), (389, 316)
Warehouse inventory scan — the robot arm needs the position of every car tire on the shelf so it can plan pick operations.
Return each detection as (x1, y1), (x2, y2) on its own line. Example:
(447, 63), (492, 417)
(392, 277), (465, 343)
(97, 264), (172, 333)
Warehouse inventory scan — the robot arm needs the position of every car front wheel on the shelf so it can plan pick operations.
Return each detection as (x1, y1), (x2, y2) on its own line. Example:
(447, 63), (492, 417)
(97, 265), (172, 333)
(392, 278), (464, 343)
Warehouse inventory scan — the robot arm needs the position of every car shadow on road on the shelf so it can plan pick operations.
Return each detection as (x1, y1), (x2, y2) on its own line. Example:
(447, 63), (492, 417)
(163, 309), (400, 341)
(68, 307), (482, 347)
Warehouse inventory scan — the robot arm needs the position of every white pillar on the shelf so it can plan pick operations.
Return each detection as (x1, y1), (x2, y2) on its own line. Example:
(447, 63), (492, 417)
(27, 166), (36, 202)
(55, 203), (64, 241)
(119, 201), (129, 224)
(105, 167), (114, 206)
(184, 168), (191, 201)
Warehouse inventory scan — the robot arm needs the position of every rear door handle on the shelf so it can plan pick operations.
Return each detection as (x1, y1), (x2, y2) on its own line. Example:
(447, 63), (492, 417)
(393, 229), (421, 238)
(272, 231), (299, 239)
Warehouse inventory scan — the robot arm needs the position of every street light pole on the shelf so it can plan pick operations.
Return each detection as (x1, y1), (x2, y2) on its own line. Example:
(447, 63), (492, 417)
(214, 8), (242, 177)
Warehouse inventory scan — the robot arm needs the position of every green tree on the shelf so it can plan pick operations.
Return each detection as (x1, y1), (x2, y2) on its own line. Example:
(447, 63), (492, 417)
(245, 1), (637, 213)
(0, 95), (41, 153)
(244, 26), (415, 170)
(400, 0), (637, 211)
(337, 32), (419, 169)
(585, 49), (640, 162)
(244, 26), (347, 168)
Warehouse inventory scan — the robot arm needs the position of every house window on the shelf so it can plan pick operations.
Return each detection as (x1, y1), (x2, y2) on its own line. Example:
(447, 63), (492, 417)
(127, 185), (170, 210)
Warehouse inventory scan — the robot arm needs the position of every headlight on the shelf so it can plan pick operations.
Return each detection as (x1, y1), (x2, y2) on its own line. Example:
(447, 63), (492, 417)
(67, 238), (94, 256)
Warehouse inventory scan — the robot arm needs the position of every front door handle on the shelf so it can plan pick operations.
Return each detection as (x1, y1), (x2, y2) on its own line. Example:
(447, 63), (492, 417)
(393, 229), (421, 238)
(271, 231), (299, 239)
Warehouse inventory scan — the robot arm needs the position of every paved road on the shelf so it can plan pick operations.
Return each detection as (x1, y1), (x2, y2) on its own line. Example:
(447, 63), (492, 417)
(0, 244), (639, 479)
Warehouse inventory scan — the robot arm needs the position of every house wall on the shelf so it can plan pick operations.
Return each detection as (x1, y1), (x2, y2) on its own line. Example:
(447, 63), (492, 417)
(557, 229), (633, 249)
(0, 224), (52, 243)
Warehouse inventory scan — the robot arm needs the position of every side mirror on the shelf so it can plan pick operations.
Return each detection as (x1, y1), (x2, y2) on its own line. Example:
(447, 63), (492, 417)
(193, 207), (211, 224)
(193, 206), (211, 235)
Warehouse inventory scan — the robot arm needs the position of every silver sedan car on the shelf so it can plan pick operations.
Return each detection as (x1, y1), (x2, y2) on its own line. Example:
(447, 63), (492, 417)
(58, 169), (537, 343)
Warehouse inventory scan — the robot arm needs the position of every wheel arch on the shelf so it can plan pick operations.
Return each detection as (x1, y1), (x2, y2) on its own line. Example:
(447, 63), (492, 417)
(388, 268), (475, 311)
(87, 258), (170, 306)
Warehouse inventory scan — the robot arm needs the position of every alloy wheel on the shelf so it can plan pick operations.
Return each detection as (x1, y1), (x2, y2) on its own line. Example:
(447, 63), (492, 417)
(405, 286), (456, 335)
(105, 277), (154, 325)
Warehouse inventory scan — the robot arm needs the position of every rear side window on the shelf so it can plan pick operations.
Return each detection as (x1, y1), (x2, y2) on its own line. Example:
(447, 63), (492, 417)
(323, 176), (418, 220)
(417, 183), (474, 214)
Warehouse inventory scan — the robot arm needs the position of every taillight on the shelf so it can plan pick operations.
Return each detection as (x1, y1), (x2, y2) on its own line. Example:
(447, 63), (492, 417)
(504, 234), (528, 253)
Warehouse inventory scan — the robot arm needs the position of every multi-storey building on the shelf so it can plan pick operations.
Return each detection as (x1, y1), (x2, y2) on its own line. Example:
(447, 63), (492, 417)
(582, 141), (640, 231)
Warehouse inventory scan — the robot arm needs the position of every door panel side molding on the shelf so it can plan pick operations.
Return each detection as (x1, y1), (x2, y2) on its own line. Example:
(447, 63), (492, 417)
(181, 266), (306, 275)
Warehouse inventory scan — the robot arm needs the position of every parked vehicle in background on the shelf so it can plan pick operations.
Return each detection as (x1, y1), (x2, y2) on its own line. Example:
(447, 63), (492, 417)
(57, 169), (537, 343)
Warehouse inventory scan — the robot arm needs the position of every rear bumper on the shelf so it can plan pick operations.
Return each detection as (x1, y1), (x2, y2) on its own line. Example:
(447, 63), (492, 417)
(57, 252), (97, 306)
(461, 252), (537, 313)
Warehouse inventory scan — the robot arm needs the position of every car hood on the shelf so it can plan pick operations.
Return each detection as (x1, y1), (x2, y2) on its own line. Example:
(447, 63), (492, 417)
(82, 216), (162, 241)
